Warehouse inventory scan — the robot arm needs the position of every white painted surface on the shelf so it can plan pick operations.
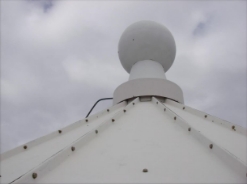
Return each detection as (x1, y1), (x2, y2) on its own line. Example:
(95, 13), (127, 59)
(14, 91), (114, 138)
(11, 98), (140, 184)
(20, 101), (246, 183)
(0, 102), (126, 184)
(118, 20), (176, 73)
(164, 99), (247, 165)
(165, 99), (247, 136)
(1, 100), (246, 183)
(1, 102), (126, 161)
(152, 98), (246, 177)
(113, 78), (184, 104)
(129, 60), (166, 80)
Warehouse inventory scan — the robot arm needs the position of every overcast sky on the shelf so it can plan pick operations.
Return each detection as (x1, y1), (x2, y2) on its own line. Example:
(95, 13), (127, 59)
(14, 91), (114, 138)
(1, 1), (246, 153)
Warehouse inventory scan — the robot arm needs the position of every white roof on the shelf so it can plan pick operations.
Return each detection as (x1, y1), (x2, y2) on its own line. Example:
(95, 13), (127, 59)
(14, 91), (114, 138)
(1, 97), (246, 183)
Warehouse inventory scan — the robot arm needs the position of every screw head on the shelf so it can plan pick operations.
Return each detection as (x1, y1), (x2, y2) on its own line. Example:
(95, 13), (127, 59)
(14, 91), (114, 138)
(205, 115), (207, 118)
(112, 119), (115, 122)
(95, 130), (98, 134)
(107, 109), (109, 112)
(183, 107), (185, 110)
(232, 125), (235, 130)
(58, 130), (62, 134)
(143, 168), (148, 173)
(32, 172), (37, 179)
(156, 102), (158, 104)
(174, 117), (176, 120)
(71, 146), (75, 151)
(188, 127), (191, 131)
(209, 144), (213, 149)
(123, 109), (126, 113)
(23, 145), (27, 149)
(133, 103), (135, 105)
(86, 119), (88, 122)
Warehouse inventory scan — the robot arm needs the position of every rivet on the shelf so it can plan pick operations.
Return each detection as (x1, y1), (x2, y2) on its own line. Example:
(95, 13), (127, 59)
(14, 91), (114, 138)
(232, 125), (235, 130)
(156, 102), (158, 104)
(112, 119), (115, 122)
(133, 103), (135, 105)
(174, 117), (176, 120)
(58, 130), (62, 134)
(143, 168), (148, 173)
(86, 119), (88, 122)
(95, 130), (98, 134)
(209, 144), (213, 149)
(107, 109), (109, 112)
(123, 109), (126, 113)
(205, 115), (207, 118)
(164, 108), (166, 111)
(183, 107), (185, 110)
(188, 127), (191, 131)
(32, 172), (37, 179)
(23, 145), (27, 149)
(71, 146), (75, 151)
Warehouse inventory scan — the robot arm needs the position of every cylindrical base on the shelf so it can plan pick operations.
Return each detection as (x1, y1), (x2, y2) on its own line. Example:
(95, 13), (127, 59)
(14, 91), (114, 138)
(113, 78), (184, 104)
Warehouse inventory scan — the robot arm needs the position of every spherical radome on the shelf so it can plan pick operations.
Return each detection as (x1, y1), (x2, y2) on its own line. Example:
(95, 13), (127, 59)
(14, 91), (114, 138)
(118, 20), (176, 73)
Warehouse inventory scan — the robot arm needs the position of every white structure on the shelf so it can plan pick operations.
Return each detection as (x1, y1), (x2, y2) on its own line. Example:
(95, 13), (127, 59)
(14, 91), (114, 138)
(114, 21), (183, 104)
(1, 21), (246, 184)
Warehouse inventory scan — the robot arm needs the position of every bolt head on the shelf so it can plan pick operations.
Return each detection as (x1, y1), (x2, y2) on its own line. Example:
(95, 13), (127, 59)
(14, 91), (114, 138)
(58, 130), (62, 134)
(123, 109), (126, 113)
(143, 168), (148, 173)
(209, 144), (213, 149)
(112, 119), (115, 122)
(23, 145), (27, 149)
(205, 115), (207, 118)
(71, 146), (75, 151)
(107, 109), (110, 112)
(183, 107), (185, 110)
(188, 128), (191, 131)
(32, 173), (37, 179)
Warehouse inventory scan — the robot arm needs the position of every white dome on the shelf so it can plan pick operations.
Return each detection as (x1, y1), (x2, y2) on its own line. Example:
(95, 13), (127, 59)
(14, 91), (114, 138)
(118, 20), (176, 73)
